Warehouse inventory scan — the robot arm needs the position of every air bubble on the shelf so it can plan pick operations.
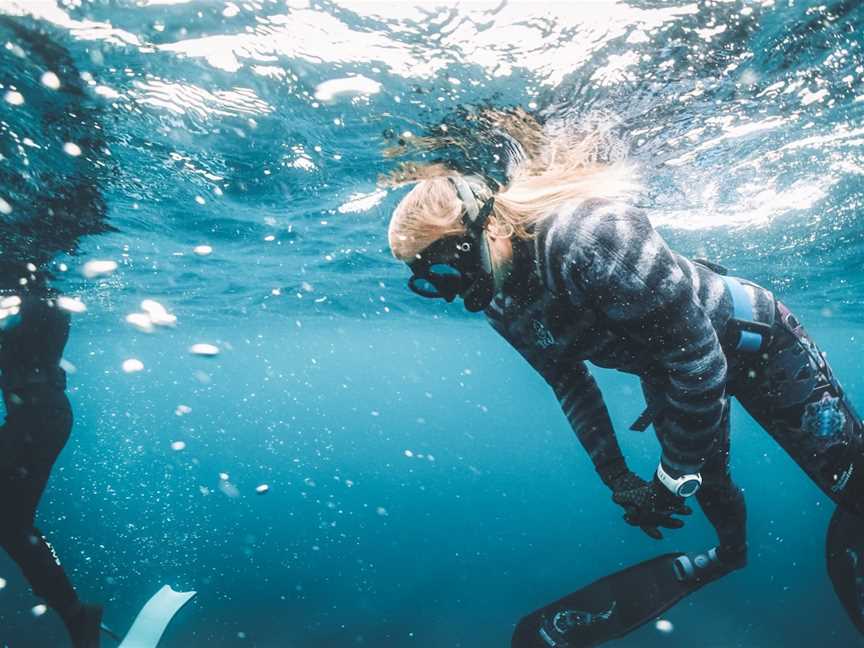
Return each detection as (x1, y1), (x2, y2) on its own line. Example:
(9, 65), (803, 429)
(141, 300), (177, 326)
(4, 91), (24, 106)
(82, 260), (118, 279)
(41, 71), (61, 90)
(655, 619), (674, 634)
(63, 142), (82, 157)
(57, 296), (87, 313)
(126, 312), (154, 333)
(189, 343), (220, 357)
(122, 358), (144, 373)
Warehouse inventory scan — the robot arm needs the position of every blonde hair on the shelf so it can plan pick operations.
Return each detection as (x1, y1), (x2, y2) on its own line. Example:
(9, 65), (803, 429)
(385, 109), (641, 266)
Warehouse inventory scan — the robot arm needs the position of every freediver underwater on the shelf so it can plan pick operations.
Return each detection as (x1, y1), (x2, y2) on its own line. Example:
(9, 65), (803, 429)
(2, 1), (863, 646)
(0, 16), (202, 648)
(385, 110), (864, 646)
(0, 15), (109, 648)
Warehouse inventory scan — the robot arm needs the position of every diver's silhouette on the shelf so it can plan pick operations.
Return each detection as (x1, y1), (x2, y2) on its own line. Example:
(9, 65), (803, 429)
(385, 143), (864, 643)
(1, 15), (111, 647)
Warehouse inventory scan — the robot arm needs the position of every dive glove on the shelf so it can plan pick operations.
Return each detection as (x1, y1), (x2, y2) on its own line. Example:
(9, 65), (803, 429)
(607, 469), (692, 540)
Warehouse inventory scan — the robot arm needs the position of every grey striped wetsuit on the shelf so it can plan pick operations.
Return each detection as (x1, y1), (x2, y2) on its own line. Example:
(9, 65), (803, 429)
(485, 199), (775, 479)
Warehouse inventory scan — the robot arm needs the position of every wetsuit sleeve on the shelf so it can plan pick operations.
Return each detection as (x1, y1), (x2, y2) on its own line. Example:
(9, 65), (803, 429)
(543, 360), (629, 485)
(546, 205), (728, 474)
(485, 313), (628, 484)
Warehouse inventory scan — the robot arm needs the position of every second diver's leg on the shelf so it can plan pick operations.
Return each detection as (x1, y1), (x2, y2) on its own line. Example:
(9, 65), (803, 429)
(0, 385), (88, 631)
(731, 301), (864, 512)
(0, 523), (101, 647)
(732, 301), (864, 631)
(0, 527), (80, 620)
(0, 298), (101, 646)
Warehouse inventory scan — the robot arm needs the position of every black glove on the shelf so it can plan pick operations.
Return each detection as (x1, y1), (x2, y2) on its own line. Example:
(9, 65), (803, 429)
(608, 470), (692, 540)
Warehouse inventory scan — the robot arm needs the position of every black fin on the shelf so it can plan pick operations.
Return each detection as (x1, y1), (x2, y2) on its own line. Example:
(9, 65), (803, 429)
(827, 505), (864, 635)
(512, 548), (736, 648)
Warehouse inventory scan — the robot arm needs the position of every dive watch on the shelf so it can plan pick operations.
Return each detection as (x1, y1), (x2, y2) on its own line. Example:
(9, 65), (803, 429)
(656, 462), (702, 498)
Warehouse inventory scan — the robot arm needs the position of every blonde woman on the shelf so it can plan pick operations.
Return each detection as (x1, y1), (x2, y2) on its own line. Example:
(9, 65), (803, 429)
(386, 114), (864, 643)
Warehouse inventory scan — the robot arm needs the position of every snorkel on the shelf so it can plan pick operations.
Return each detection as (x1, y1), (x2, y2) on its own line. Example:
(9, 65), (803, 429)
(448, 176), (496, 312)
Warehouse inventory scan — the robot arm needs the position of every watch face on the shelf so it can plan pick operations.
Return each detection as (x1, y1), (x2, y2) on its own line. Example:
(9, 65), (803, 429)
(678, 479), (701, 497)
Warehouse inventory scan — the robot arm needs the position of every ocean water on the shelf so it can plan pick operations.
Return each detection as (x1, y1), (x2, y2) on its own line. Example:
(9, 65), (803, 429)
(0, 1), (863, 646)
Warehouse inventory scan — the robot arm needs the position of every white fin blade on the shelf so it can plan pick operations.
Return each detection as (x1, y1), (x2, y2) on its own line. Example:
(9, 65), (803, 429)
(117, 585), (196, 648)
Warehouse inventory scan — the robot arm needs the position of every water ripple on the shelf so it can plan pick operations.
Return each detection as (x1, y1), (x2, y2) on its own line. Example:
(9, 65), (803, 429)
(0, 0), (862, 321)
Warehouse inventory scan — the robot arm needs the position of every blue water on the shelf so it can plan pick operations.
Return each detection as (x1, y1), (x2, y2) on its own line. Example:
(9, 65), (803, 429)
(1, 1), (863, 646)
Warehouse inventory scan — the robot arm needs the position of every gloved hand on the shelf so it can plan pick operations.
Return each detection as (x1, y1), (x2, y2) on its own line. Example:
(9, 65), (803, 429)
(607, 470), (692, 540)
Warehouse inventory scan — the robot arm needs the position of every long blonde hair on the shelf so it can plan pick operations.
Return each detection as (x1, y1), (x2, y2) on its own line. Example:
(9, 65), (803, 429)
(385, 109), (641, 266)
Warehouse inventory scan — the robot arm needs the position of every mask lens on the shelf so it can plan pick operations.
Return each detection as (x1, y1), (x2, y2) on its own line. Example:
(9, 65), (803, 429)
(427, 263), (462, 281)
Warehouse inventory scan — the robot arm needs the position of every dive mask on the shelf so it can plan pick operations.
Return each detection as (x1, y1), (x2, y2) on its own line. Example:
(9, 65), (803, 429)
(407, 177), (496, 312)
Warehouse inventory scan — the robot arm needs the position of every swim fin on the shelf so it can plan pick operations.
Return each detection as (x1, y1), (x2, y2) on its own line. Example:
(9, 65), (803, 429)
(512, 548), (734, 648)
(102, 585), (196, 648)
(827, 505), (864, 635)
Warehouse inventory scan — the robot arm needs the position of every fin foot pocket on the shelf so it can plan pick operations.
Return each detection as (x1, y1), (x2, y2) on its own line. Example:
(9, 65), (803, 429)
(673, 547), (726, 583)
(672, 546), (744, 586)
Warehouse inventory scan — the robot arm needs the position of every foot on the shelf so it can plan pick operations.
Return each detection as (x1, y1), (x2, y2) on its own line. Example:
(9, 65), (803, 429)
(67, 603), (103, 648)
(673, 547), (744, 584)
